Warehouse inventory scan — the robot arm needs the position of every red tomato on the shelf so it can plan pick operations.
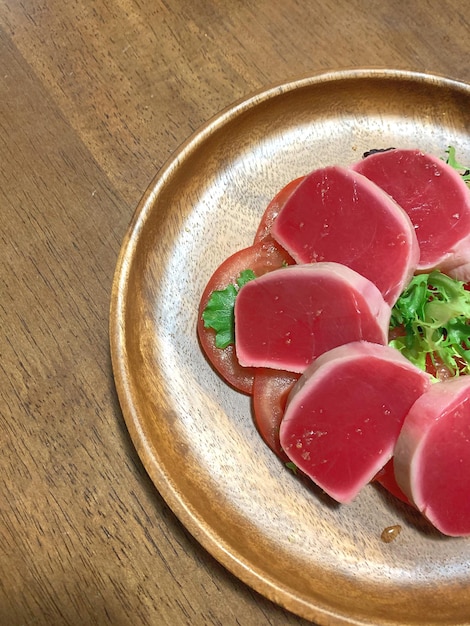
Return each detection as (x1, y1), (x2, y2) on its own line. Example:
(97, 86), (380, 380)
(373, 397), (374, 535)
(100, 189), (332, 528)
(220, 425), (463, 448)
(374, 459), (411, 505)
(252, 369), (300, 460)
(197, 238), (295, 394)
(254, 176), (306, 243)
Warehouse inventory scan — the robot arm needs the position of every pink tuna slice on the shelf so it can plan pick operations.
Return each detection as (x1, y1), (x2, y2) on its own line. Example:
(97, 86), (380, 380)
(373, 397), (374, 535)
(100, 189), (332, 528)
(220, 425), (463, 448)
(234, 262), (390, 373)
(353, 149), (470, 276)
(279, 341), (431, 503)
(270, 165), (418, 306)
(394, 376), (470, 536)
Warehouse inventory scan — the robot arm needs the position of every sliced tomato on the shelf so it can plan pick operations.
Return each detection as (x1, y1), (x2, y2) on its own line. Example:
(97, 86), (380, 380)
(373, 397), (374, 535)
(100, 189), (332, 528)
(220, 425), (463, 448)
(252, 368), (300, 460)
(254, 176), (306, 243)
(373, 458), (411, 505)
(197, 238), (295, 394)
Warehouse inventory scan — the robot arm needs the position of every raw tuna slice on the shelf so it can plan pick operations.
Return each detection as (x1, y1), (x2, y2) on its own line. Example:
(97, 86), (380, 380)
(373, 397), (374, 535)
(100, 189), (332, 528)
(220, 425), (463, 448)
(353, 149), (470, 276)
(394, 376), (470, 536)
(279, 342), (431, 503)
(234, 262), (391, 373)
(270, 165), (418, 306)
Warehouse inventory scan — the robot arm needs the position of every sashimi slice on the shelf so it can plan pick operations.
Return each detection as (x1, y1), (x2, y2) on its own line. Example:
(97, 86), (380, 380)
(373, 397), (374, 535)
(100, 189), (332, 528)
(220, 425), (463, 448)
(234, 262), (391, 373)
(279, 342), (431, 503)
(353, 148), (470, 276)
(270, 165), (419, 305)
(394, 376), (470, 536)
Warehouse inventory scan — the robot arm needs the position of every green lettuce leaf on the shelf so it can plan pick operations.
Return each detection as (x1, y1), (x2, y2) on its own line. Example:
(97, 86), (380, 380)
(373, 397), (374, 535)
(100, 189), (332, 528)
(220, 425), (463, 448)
(446, 146), (470, 184)
(389, 271), (470, 377)
(202, 269), (256, 348)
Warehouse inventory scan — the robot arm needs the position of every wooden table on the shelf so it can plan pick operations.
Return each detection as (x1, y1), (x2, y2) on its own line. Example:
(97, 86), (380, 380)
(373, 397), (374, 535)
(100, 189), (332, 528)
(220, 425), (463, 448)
(2, 2), (470, 624)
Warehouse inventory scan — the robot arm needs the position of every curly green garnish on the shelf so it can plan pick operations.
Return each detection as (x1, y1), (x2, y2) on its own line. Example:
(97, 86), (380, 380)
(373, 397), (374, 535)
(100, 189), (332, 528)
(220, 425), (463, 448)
(446, 146), (470, 185)
(389, 271), (470, 377)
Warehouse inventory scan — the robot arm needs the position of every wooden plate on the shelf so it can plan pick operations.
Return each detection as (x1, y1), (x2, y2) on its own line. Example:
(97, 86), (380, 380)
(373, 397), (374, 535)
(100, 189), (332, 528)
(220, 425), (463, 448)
(110, 70), (470, 625)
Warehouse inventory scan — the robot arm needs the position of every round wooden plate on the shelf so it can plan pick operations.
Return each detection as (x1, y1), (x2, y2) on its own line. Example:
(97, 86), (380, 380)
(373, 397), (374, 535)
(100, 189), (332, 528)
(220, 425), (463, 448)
(110, 70), (470, 625)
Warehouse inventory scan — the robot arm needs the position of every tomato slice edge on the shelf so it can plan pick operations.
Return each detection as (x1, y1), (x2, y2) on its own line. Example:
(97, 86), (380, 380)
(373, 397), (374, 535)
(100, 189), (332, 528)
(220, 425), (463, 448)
(254, 175), (306, 243)
(252, 368), (300, 460)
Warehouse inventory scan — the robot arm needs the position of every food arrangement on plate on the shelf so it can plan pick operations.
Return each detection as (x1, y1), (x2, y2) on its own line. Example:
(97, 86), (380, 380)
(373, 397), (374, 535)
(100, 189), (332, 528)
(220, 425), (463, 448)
(198, 147), (470, 538)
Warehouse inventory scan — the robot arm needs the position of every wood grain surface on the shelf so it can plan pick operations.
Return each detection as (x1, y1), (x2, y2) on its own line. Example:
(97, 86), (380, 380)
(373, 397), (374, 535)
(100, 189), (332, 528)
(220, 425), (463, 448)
(1, 2), (470, 625)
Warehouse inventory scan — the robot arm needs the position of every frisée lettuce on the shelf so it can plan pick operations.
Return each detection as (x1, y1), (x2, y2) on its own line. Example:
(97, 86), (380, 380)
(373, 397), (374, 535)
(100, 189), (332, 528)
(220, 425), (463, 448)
(389, 271), (470, 378)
